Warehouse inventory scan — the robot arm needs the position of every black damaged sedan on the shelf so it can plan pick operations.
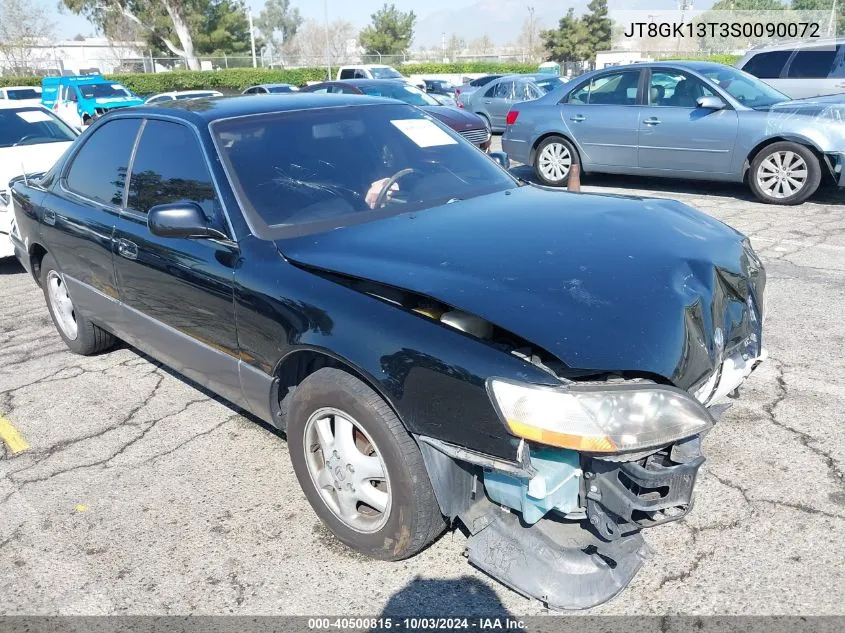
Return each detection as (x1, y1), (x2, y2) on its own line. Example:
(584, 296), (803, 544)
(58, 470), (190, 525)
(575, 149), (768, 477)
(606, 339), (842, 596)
(9, 94), (766, 610)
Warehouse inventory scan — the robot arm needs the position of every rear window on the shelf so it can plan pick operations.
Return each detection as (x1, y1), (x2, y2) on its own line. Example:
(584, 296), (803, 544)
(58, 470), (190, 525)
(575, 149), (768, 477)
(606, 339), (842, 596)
(470, 75), (501, 87)
(786, 46), (838, 78)
(742, 50), (791, 79)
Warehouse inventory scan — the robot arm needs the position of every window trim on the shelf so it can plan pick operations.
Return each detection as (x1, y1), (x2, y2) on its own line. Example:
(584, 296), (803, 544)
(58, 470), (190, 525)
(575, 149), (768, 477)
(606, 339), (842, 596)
(560, 69), (644, 106)
(60, 116), (144, 212)
(643, 68), (722, 109)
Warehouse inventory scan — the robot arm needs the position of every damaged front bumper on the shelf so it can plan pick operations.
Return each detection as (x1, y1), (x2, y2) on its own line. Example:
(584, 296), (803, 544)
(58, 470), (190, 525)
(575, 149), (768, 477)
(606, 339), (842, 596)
(418, 432), (706, 611)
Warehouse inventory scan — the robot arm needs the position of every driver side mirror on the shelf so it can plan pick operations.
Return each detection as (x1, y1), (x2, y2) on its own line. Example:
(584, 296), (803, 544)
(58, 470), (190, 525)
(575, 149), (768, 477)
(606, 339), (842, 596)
(697, 95), (726, 110)
(148, 202), (227, 240)
(489, 151), (510, 170)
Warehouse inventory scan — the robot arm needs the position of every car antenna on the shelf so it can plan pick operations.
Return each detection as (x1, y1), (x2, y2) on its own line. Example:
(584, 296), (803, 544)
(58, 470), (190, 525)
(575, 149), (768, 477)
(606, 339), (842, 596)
(21, 164), (28, 186)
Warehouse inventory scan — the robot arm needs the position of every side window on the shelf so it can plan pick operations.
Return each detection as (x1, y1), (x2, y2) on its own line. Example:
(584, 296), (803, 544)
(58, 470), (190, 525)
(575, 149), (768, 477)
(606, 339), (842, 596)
(567, 71), (640, 105)
(258, 87), (269, 94)
(65, 118), (142, 207)
(483, 83), (498, 98)
(244, 87), (256, 94)
(742, 50), (791, 79)
(494, 81), (515, 99)
(69, 87), (78, 103)
(787, 46), (838, 78)
(339, 68), (355, 79)
(146, 96), (163, 104)
(127, 119), (218, 220)
(310, 87), (329, 93)
(830, 45), (845, 78)
(649, 71), (713, 107)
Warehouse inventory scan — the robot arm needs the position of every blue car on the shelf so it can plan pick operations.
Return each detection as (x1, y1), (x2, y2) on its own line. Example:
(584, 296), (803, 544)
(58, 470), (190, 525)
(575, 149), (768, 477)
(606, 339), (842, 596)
(502, 61), (845, 205)
(41, 75), (143, 128)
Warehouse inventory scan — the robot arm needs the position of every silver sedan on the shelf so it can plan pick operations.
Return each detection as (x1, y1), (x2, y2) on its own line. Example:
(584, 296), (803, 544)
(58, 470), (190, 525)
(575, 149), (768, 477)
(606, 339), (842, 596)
(502, 61), (845, 205)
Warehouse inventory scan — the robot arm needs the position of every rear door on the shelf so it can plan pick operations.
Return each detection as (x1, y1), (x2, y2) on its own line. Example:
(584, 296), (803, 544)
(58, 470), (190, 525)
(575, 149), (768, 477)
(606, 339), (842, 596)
(558, 69), (641, 168)
(111, 117), (243, 405)
(636, 69), (738, 175)
(482, 80), (515, 129)
(45, 117), (142, 322)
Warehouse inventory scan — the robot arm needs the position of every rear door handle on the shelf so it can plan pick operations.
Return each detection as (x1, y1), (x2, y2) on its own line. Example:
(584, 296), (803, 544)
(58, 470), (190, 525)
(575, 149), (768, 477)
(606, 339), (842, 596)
(570, 115), (586, 122)
(643, 117), (662, 125)
(43, 209), (56, 226)
(117, 238), (138, 260)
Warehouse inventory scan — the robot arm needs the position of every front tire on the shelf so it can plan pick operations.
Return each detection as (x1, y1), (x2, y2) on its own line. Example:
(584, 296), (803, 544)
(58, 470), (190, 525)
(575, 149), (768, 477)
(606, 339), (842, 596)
(748, 141), (820, 205)
(288, 368), (445, 561)
(534, 135), (579, 187)
(41, 253), (115, 355)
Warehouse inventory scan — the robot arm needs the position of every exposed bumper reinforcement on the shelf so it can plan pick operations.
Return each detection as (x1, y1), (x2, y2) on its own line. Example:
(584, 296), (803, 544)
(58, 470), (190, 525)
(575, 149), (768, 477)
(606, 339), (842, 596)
(461, 498), (651, 610)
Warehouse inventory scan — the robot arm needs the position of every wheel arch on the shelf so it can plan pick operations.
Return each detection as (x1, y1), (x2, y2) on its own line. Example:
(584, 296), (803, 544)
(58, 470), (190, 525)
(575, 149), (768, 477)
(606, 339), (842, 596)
(529, 131), (582, 168)
(743, 135), (826, 182)
(28, 242), (48, 286)
(270, 345), (406, 434)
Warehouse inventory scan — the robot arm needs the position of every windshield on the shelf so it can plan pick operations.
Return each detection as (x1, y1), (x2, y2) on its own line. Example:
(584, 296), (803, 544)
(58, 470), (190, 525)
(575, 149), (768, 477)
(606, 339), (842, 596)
(79, 83), (131, 99)
(535, 77), (564, 93)
(360, 83), (440, 106)
(0, 107), (76, 148)
(213, 104), (514, 235)
(369, 67), (403, 79)
(6, 88), (40, 100)
(700, 67), (788, 108)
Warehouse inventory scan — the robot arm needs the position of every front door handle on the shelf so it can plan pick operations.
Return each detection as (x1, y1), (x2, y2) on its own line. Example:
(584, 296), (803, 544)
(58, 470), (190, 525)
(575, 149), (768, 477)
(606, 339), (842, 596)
(117, 238), (138, 260)
(570, 114), (586, 122)
(484, 100), (492, 104)
(43, 209), (56, 226)
(643, 117), (662, 125)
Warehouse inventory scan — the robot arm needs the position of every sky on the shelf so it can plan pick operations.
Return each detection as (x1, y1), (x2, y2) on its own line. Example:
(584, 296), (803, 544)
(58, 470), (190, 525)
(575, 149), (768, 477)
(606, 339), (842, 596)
(44, 0), (460, 39)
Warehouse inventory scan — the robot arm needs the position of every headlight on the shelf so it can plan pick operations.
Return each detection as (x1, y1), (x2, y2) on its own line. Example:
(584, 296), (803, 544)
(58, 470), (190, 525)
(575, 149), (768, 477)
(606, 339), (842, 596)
(487, 378), (713, 454)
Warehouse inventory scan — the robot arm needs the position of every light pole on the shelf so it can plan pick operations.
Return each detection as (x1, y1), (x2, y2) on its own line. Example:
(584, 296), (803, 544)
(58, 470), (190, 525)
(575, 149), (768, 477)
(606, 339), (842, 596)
(527, 6), (535, 62)
(249, 12), (257, 68)
(324, 0), (331, 79)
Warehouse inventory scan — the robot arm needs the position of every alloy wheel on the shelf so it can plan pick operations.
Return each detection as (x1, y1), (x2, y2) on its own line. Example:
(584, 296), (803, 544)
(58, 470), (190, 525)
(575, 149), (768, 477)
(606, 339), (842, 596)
(47, 271), (78, 340)
(756, 150), (808, 200)
(538, 142), (572, 182)
(303, 407), (391, 533)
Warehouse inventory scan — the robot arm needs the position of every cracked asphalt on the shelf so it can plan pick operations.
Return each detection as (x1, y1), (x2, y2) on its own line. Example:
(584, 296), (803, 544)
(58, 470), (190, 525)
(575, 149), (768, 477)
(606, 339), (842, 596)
(1, 140), (844, 616)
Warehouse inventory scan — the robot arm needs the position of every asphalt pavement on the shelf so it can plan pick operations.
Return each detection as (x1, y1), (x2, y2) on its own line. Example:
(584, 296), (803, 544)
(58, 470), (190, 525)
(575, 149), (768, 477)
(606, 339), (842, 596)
(1, 141), (844, 616)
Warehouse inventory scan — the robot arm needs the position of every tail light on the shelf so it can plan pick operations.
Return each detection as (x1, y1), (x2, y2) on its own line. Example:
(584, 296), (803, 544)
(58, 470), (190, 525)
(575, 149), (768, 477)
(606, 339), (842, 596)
(506, 110), (519, 125)
(457, 101), (464, 109)
(455, 88), (461, 95)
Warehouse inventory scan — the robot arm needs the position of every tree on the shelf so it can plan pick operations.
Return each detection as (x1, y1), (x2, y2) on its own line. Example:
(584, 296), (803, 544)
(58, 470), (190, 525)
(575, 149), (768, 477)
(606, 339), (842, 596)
(470, 35), (495, 55)
(582, 0), (611, 57)
(62, 0), (202, 69)
(358, 3), (416, 56)
(102, 10), (143, 71)
(445, 34), (465, 61)
(192, 0), (253, 56)
(256, 0), (303, 56)
(541, 8), (590, 63)
(791, 0), (845, 34)
(0, 0), (55, 74)
(517, 16), (544, 61)
(291, 19), (355, 69)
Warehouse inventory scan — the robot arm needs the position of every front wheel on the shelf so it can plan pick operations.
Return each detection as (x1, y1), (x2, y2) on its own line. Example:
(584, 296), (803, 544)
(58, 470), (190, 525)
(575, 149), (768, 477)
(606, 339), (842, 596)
(287, 368), (446, 561)
(748, 141), (821, 205)
(534, 136), (579, 187)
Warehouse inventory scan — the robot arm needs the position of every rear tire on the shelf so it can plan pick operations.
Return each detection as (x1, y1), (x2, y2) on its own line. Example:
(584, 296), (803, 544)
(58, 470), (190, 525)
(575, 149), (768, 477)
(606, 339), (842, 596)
(287, 368), (445, 561)
(748, 141), (820, 205)
(534, 135), (579, 187)
(40, 253), (115, 355)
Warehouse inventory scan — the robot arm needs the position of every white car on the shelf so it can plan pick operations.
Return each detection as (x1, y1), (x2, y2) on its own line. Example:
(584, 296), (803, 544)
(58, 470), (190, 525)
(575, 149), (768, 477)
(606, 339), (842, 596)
(0, 103), (77, 258)
(336, 65), (426, 90)
(0, 86), (42, 105)
(144, 90), (223, 104)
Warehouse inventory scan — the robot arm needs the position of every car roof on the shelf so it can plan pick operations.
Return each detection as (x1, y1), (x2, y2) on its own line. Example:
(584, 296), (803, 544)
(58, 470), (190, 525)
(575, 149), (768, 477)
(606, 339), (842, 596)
(746, 37), (845, 52)
(587, 60), (729, 73)
(121, 93), (403, 123)
(334, 79), (414, 88)
(253, 83), (296, 88)
(0, 101), (48, 110)
(1, 85), (41, 91)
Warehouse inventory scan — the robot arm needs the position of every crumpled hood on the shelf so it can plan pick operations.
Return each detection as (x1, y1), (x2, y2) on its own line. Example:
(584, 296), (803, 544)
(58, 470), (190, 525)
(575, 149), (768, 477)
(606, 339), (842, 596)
(279, 187), (765, 391)
(763, 93), (845, 118)
(0, 142), (72, 191)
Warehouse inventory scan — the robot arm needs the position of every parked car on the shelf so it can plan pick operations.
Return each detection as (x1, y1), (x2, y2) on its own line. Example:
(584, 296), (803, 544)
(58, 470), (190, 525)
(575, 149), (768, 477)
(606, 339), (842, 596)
(336, 64), (426, 90)
(242, 84), (299, 95)
(0, 86), (43, 104)
(423, 79), (456, 98)
(41, 75), (143, 128)
(454, 74), (505, 107)
(301, 80), (491, 151)
(145, 90), (223, 104)
(465, 74), (564, 132)
(0, 103), (76, 258)
(736, 38), (845, 99)
(9, 94), (766, 610)
(503, 61), (845, 205)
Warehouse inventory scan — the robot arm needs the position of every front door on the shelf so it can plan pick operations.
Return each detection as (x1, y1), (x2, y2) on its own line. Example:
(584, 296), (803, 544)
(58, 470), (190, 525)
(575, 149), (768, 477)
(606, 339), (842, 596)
(558, 69), (641, 168)
(56, 85), (82, 128)
(111, 117), (244, 405)
(637, 69), (738, 174)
